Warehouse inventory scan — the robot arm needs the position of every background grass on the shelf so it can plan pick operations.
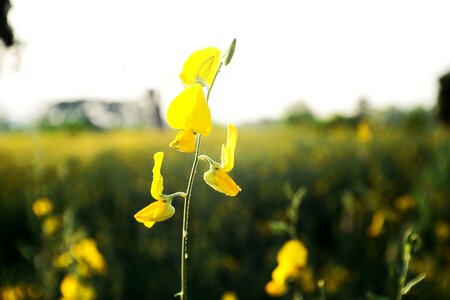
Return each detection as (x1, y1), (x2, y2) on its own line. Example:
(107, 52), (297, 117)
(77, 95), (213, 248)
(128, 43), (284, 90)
(1, 121), (449, 299)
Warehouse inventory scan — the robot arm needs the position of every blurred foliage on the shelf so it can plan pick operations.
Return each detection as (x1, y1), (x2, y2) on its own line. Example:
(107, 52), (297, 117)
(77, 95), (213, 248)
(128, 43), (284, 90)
(0, 115), (449, 299)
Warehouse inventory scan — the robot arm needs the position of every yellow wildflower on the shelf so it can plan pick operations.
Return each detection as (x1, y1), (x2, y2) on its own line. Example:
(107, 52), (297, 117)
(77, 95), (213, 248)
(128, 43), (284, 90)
(42, 216), (61, 236)
(357, 121), (371, 143)
(60, 274), (95, 300)
(200, 124), (241, 196)
(221, 291), (238, 300)
(0, 285), (26, 300)
(166, 84), (212, 152)
(134, 152), (182, 229)
(180, 47), (221, 87)
(265, 239), (308, 297)
(53, 252), (73, 268)
(367, 211), (385, 237)
(71, 238), (106, 274)
(32, 198), (53, 217)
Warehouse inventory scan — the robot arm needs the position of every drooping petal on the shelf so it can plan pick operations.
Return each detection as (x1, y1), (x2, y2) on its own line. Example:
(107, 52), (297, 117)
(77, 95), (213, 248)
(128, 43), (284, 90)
(134, 200), (175, 229)
(166, 84), (212, 135)
(220, 124), (238, 172)
(180, 47), (221, 87)
(169, 130), (196, 153)
(150, 152), (164, 200)
(203, 168), (241, 196)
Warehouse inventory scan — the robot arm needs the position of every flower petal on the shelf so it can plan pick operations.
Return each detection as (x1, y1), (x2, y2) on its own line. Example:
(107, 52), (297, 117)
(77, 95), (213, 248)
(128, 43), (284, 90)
(277, 239), (308, 268)
(204, 168), (241, 196)
(169, 130), (196, 153)
(180, 47), (221, 86)
(166, 84), (212, 135)
(220, 124), (238, 172)
(150, 152), (164, 200)
(134, 200), (175, 228)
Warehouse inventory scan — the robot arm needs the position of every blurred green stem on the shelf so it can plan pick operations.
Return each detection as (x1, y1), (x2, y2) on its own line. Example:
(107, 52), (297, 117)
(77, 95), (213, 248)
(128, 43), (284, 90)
(395, 230), (414, 300)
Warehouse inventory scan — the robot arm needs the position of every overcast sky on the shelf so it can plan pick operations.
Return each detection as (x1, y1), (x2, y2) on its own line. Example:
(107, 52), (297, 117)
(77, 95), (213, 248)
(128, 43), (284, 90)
(1, 0), (450, 125)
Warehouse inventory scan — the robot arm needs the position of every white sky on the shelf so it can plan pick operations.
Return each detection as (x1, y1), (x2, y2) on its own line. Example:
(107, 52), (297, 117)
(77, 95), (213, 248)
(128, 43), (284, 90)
(1, 0), (450, 125)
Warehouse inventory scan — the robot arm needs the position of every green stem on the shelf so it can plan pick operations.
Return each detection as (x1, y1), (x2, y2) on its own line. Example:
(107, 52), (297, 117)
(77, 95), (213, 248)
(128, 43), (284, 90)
(395, 230), (413, 300)
(178, 134), (202, 300)
(177, 62), (224, 300)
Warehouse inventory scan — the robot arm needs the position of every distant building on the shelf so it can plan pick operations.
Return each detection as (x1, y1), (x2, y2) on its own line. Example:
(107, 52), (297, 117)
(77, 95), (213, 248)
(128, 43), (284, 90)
(41, 89), (164, 130)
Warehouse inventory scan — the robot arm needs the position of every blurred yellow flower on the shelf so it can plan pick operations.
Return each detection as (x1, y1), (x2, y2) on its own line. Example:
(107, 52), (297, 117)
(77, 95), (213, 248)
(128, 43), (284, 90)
(166, 84), (212, 152)
(357, 121), (371, 143)
(42, 216), (61, 236)
(53, 251), (74, 268)
(180, 47), (221, 87)
(265, 239), (308, 297)
(60, 274), (95, 300)
(277, 240), (308, 267)
(367, 211), (385, 237)
(32, 198), (53, 217)
(134, 152), (176, 229)
(221, 291), (238, 300)
(71, 238), (106, 274)
(0, 285), (26, 300)
(200, 124), (241, 196)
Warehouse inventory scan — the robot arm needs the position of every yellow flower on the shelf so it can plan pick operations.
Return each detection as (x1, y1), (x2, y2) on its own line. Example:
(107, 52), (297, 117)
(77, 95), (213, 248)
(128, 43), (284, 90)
(166, 84), (212, 152)
(180, 47), (221, 87)
(134, 152), (180, 229)
(277, 240), (308, 268)
(169, 129), (196, 153)
(42, 216), (61, 236)
(357, 121), (371, 143)
(53, 252), (73, 268)
(32, 198), (53, 217)
(265, 279), (287, 297)
(221, 291), (238, 300)
(200, 124), (241, 196)
(71, 239), (106, 274)
(265, 239), (308, 297)
(60, 274), (95, 300)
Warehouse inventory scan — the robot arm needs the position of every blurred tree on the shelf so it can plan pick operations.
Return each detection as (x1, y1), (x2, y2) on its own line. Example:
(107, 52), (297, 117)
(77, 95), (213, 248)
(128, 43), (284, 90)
(437, 71), (450, 126)
(284, 101), (316, 125)
(0, 0), (14, 47)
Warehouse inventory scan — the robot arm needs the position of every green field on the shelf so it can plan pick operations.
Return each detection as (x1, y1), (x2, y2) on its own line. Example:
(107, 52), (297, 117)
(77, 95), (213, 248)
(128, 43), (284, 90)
(1, 123), (449, 299)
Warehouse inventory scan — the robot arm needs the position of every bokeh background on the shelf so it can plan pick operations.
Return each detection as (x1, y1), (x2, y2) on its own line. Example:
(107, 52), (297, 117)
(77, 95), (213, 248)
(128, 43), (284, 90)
(1, 1), (450, 300)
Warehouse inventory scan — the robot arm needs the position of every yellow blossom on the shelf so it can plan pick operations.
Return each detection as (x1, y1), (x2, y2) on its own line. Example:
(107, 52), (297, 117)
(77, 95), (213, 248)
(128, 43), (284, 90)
(367, 211), (385, 237)
(60, 274), (95, 300)
(180, 47), (221, 87)
(134, 152), (179, 229)
(167, 84), (212, 131)
(166, 84), (212, 152)
(71, 238), (106, 274)
(53, 252), (74, 268)
(32, 198), (53, 217)
(0, 285), (26, 300)
(169, 129), (196, 153)
(265, 239), (308, 297)
(277, 240), (308, 268)
(357, 121), (371, 143)
(200, 124), (241, 196)
(42, 216), (61, 236)
(265, 279), (287, 297)
(221, 291), (238, 300)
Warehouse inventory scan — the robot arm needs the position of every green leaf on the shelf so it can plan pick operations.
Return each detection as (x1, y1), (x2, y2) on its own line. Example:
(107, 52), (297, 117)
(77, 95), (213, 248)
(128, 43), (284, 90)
(267, 221), (289, 234)
(402, 272), (426, 295)
(222, 38), (236, 66)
